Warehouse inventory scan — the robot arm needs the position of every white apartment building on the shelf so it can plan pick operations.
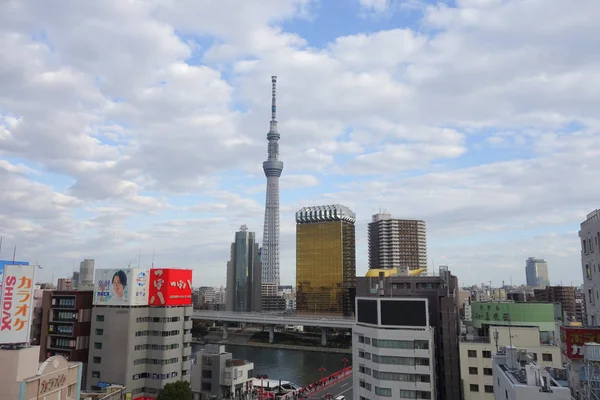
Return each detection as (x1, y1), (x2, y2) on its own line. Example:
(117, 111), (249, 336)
(460, 326), (562, 400)
(580, 209), (600, 326)
(353, 297), (435, 400)
(492, 347), (570, 400)
(191, 344), (254, 400)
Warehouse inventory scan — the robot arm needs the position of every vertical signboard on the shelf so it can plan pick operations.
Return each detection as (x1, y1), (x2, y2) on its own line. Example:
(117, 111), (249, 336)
(149, 269), (193, 306)
(94, 268), (149, 306)
(0, 265), (36, 344)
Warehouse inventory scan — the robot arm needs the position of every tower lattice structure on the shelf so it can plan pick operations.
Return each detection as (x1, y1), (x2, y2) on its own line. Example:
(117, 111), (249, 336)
(261, 76), (283, 287)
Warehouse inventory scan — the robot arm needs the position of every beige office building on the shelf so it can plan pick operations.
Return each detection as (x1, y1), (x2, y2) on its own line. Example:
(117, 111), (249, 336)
(460, 326), (562, 400)
(0, 347), (82, 400)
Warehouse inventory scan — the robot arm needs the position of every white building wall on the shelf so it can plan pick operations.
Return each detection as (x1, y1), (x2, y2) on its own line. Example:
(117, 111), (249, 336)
(460, 326), (562, 400)
(353, 324), (435, 400)
(580, 210), (600, 326)
(492, 360), (570, 400)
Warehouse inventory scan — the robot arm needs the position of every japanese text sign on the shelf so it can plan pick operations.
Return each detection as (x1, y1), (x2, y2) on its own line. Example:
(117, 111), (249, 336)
(149, 269), (192, 306)
(561, 326), (600, 359)
(0, 265), (35, 344)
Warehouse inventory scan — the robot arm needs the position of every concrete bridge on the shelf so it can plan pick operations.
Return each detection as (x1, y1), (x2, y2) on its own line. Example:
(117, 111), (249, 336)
(192, 310), (355, 345)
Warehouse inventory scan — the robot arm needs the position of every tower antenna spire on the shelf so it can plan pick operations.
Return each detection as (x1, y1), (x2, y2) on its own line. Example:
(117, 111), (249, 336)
(271, 75), (277, 121)
(262, 75), (283, 288)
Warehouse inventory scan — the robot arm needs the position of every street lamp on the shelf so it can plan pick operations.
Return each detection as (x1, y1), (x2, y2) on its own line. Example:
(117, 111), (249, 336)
(341, 357), (348, 369)
(318, 367), (327, 380)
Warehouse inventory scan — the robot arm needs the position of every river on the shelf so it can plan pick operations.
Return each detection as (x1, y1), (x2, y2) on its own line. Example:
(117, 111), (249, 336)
(192, 344), (352, 386)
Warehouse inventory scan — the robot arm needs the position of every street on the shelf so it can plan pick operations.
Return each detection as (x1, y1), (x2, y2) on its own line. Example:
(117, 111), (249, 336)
(306, 373), (353, 400)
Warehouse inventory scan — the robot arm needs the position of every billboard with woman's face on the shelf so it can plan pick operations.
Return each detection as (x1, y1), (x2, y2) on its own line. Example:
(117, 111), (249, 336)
(93, 268), (149, 306)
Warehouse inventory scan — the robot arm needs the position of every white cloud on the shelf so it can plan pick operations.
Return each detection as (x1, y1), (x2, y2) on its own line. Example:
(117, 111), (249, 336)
(0, 0), (599, 287)
(359, 0), (390, 13)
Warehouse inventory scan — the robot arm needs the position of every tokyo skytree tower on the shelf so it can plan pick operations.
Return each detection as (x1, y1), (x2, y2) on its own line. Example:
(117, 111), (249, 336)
(261, 76), (283, 287)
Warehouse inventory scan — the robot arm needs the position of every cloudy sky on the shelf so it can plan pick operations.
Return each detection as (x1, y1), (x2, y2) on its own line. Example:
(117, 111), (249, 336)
(1, 0), (598, 288)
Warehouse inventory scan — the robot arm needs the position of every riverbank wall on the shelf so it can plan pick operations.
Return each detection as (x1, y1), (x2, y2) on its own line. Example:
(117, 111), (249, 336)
(195, 334), (352, 354)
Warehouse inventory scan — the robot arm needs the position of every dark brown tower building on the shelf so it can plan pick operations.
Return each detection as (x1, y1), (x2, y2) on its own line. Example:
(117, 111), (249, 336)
(368, 213), (427, 271)
(356, 266), (461, 400)
(39, 290), (93, 388)
(533, 286), (577, 321)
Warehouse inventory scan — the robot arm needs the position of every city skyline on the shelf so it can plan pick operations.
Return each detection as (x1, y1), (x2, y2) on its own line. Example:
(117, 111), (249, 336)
(1, 1), (598, 288)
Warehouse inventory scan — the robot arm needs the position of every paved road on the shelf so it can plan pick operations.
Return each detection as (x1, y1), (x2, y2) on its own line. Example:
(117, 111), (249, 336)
(306, 373), (353, 400)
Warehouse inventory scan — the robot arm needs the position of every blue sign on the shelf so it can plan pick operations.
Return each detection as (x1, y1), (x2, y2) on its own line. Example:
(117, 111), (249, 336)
(0, 260), (29, 275)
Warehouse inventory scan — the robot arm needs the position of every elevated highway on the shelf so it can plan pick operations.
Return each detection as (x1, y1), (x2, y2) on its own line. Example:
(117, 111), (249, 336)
(192, 310), (354, 345)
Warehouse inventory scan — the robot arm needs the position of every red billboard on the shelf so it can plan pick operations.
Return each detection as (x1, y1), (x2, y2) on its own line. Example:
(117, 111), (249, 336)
(560, 326), (600, 359)
(148, 269), (193, 306)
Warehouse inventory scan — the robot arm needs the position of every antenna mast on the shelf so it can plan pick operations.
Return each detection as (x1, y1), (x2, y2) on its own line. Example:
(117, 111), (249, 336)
(271, 75), (277, 121)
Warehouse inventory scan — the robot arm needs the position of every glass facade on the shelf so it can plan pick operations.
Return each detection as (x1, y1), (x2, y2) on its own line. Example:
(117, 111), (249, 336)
(226, 227), (262, 312)
(296, 220), (356, 316)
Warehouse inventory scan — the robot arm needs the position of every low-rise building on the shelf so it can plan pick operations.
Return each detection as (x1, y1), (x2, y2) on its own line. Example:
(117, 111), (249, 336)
(492, 347), (569, 400)
(460, 326), (562, 400)
(191, 344), (254, 400)
(0, 348), (82, 400)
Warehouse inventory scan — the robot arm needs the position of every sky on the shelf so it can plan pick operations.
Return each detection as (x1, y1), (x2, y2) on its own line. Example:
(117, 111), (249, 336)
(0, 0), (598, 288)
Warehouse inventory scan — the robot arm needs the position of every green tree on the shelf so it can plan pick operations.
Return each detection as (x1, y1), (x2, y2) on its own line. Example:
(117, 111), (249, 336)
(157, 381), (192, 400)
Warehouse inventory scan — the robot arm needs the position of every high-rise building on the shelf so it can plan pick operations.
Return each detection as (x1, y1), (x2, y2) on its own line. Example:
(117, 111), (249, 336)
(368, 213), (427, 271)
(525, 257), (550, 287)
(533, 286), (576, 321)
(356, 266), (461, 400)
(295, 204), (356, 316)
(72, 271), (80, 289)
(57, 278), (73, 290)
(39, 290), (93, 389)
(353, 296), (435, 400)
(581, 209), (600, 326)
(226, 225), (262, 313)
(87, 268), (193, 398)
(261, 76), (283, 288)
(79, 259), (95, 287)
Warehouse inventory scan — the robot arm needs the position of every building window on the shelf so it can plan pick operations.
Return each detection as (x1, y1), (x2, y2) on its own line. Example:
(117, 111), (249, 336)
(532, 353), (538, 361)
(67, 384), (73, 398)
(482, 350), (492, 358)
(202, 370), (212, 379)
(468, 350), (477, 358)
(93, 357), (101, 364)
(400, 390), (416, 399)
(96, 315), (104, 322)
(587, 264), (592, 279)
(95, 328), (103, 336)
(92, 371), (100, 378)
(484, 368), (493, 376)
(470, 384), (479, 392)
(94, 342), (102, 350)
(375, 387), (392, 397)
(469, 367), (478, 375)
(542, 353), (553, 362)
(201, 382), (211, 391)
(485, 385), (494, 393)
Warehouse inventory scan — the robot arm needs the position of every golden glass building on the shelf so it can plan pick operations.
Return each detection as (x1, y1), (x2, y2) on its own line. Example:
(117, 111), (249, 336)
(295, 204), (356, 316)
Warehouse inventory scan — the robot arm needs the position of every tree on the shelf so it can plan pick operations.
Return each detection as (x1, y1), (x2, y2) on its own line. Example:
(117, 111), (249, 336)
(157, 381), (192, 400)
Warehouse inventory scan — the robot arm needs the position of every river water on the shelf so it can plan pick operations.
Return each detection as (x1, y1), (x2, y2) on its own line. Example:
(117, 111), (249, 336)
(192, 344), (352, 387)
